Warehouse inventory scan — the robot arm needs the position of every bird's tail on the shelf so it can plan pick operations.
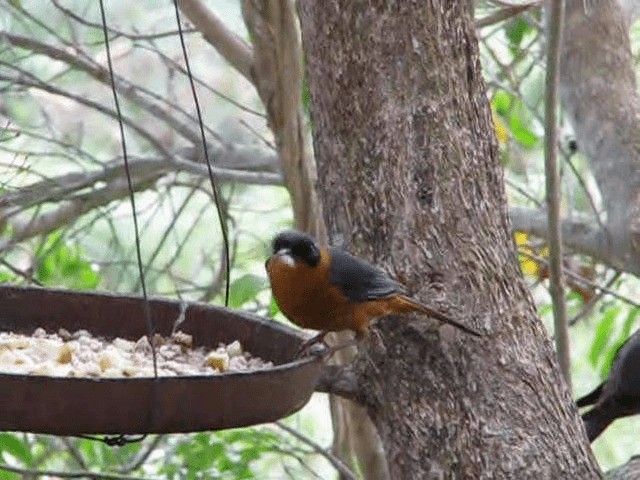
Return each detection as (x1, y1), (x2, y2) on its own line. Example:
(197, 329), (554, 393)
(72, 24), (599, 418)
(582, 405), (616, 442)
(396, 296), (481, 336)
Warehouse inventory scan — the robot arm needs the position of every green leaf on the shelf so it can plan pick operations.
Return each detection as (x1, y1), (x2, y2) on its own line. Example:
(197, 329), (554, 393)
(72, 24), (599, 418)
(492, 90), (512, 115)
(588, 306), (620, 369)
(600, 307), (640, 379)
(509, 113), (538, 148)
(0, 433), (31, 464)
(228, 274), (266, 308)
(0, 470), (18, 480)
(268, 294), (280, 318)
(34, 232), (100, 290)
(505, 17), (532, 49)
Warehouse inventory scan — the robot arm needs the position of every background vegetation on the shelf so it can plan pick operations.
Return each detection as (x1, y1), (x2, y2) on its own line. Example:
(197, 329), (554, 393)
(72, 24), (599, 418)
(0, 1), (638, 477)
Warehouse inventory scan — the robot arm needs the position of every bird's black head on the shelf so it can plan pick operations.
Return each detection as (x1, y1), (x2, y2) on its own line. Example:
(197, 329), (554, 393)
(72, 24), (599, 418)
(271, 230), (321, 268)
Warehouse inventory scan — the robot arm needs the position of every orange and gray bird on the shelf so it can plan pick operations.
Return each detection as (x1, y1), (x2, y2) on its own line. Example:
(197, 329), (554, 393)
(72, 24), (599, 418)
(265, 230), (480, 349)
(576, 330), (640, 442)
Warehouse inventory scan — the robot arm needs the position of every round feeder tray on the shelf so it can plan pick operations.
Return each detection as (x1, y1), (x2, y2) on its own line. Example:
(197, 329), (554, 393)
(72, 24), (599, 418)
(0, 285), (322, 435)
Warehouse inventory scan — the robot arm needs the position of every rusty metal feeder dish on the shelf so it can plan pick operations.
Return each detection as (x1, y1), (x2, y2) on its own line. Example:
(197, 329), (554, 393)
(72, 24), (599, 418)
(0, 285), (322, 435)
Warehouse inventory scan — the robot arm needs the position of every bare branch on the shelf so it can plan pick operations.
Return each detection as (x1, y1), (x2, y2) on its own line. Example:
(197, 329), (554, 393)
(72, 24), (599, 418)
(605, 455), (640, 480)
(177, 0), (254, 83)
(476, 1), (541, 29)
(0, 462), (159, 480)
(0, 66), (171, 159)
(242, 0), (325, 237)
(315, 364), (362, 403)
(544, 0), (570, 386)
(509, 206), (640, 275)
(519, 250), (640, 309)
(2, 172), (158, 247)
(275, 422), (357, 480)
(1, 32), (217, 145)
(569, 272), (621, 327)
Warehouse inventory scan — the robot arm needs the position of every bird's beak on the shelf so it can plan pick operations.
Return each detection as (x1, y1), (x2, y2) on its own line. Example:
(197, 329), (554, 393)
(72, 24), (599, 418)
(274, 248), (295, 267)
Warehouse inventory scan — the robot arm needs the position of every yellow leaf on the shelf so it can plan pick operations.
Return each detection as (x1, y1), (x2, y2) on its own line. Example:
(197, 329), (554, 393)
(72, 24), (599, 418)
(492, 112), (508, 144)
(520, 256), (540, 276)
(514, 231), (528, 246)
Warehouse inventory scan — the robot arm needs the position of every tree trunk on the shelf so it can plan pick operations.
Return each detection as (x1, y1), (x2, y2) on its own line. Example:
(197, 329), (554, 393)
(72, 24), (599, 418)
(560, 0), (640, 269)
(299, 1), (600, 478)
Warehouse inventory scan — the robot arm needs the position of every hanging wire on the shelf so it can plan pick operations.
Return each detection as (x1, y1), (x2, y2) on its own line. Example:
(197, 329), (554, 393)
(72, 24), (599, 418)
(98, 0), (157, 376)
(173, 0), (231, 307)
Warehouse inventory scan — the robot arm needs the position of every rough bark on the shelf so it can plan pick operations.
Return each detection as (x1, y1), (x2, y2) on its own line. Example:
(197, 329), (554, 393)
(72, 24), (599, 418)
(299, 1), (600, 478)
(511, 0), (640, 278)
(242, 2), (385, 477)
(557, 0), (640, 270)
(606, 456), (640, 480)
(242, 0), (325, 237)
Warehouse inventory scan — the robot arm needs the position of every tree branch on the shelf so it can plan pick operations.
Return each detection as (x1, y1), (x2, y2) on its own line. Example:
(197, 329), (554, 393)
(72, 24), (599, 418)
(315, 364), (362, 404)
(177, 0), (254, 83)
(1, 147), (281, 217)
(544, 0), (570, 386)
(519, 250), (640, 309)
(1, 32), (216, 146)
(0, 66), (171, 159)
(509, 206), (640, 275)
(0, 463), (159, 480)
(0, 155), (283, 250)
(561, 1), (640, 273)
(275, 422), (357, 480)
(475, 1), (541, 29)
(242, 0), (325, 237)
(605, 455), (640, 479)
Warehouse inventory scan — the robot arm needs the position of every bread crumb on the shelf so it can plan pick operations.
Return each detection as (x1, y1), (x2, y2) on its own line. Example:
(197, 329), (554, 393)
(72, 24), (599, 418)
(206, 351), (229, 372)
(0, 329), (273, 378)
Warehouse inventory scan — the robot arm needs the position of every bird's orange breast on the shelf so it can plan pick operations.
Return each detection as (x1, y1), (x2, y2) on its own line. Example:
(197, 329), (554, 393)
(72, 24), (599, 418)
(266, 248), (358, 332)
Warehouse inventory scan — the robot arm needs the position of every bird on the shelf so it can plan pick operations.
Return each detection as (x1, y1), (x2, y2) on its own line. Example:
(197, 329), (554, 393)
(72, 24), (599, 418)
(576, 330), (640, 442)
(265, 230), (481, 353)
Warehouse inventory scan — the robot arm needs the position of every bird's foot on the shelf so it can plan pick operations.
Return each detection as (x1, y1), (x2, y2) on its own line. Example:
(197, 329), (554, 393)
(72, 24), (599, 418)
(293, 331), (329, 359)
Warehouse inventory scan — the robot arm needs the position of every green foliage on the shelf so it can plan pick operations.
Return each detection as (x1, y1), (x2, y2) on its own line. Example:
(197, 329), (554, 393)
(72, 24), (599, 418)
(268, 294), (281, 318)
(493, 89), (538, 149)
(162, 429), (281, 479)
(228, 273), (266, 308)
(505, 17), (534, 54)
(34, 232), (100, 290)
(588, 305), (620, 370)
(598, 307), (640, 379)
(0, 433), (31, 465)
(588, 305), (640, 380)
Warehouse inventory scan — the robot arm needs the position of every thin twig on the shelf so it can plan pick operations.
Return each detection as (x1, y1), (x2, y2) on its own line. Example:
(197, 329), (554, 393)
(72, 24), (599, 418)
(98, 0), (157, 377)
(275, 422), (357, 480)
(174, 1), (231, 307)
(476, 1), (541, 29)
(518, 250), (640, 309)
(50, 0), (196, 42)
(569, 272), (621, 326)
(60, 437), (88, 470)
(0, 463), (159, 480)
(562, 149), (605, 231)
(176, 0), (254, 83)
(119, 436), (165, 474)
(544, 0), (570, 386)
(0, 258), (41, 285)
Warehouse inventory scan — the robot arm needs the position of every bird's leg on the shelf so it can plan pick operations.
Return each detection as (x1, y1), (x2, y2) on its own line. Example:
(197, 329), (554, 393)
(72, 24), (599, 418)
(319, 329), (367, 358)
(295, 331), (364, 360)
(294, 330), (329, 359)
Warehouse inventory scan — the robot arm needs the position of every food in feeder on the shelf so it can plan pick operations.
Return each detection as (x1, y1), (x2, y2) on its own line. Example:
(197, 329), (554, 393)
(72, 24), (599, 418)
(57, 343), (74, 364)
(0, 329), (273, 378)
(206, 351), (229, 372)
(226, 340), (243, 358)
